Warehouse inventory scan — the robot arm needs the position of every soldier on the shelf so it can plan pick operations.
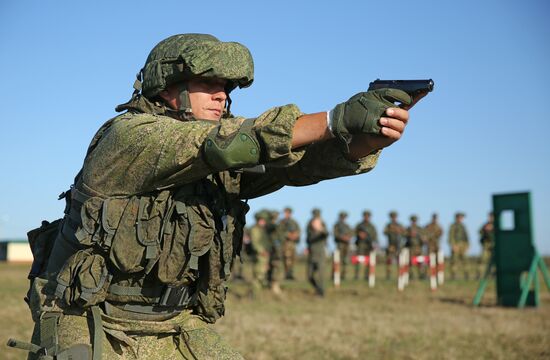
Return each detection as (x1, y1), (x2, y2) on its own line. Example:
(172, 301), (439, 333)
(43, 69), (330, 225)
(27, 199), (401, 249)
(333, 211), (354, 280)
(354, 210), (378, 280)
(249, 211), (271, 295)
(266, 209), (283, 294)
(14, 33), (414, 358)
(307, 208), (329, 297)
(384, 211), (405, 279)
(424, 213), (443, 254)
(477, 211), (495, 279)
(449, 212), (470, 280)
(405, 215), (425, 279)
(280, 207), (301, 280)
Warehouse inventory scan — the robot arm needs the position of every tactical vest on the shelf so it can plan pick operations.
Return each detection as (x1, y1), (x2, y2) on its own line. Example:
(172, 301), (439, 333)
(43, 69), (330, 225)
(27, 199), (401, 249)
(31, 118), (249, 325)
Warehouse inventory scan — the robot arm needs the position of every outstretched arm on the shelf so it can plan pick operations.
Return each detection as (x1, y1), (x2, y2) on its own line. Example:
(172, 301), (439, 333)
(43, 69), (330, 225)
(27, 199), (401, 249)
(291, 107), (409, 161)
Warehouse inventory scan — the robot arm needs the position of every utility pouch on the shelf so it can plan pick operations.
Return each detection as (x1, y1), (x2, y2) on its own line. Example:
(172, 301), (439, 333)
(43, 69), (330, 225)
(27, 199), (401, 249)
(55, 249), (112, 308)
(27, 219), (63, 280)
(157, 196), (216, 284)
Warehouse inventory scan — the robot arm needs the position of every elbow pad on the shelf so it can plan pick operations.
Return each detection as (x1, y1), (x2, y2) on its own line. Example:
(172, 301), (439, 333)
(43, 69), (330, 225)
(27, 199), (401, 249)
(203, 118), (261, 171)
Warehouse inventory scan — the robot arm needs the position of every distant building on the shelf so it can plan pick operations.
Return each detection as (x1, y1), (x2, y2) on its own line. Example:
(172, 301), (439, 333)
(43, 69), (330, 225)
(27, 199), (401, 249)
(0, 239), (32, 262)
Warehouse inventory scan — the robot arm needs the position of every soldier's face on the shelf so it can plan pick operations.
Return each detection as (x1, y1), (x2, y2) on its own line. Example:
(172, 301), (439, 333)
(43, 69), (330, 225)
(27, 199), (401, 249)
(187, 77), (228, 121)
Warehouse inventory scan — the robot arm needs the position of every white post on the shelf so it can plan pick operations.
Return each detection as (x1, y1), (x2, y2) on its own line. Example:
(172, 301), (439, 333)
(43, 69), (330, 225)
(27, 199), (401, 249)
(429, 252), (437, 291)
(403, 248), (410, 286)
(368, 250), (376, 288)
(398, 250), (405, 291)
(437, 249), (445, 285)
(333, 249), (341, 288)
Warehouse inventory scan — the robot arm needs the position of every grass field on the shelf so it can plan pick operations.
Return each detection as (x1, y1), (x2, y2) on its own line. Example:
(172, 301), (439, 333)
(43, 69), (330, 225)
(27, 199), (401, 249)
(2, 260), (549, 360)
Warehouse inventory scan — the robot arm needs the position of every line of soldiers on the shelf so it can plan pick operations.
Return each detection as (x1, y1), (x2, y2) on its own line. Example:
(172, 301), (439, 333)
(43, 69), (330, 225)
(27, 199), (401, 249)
(234, 207), (495, 297)
(333, 210), (495, 281)
(234, 207), (301, 296)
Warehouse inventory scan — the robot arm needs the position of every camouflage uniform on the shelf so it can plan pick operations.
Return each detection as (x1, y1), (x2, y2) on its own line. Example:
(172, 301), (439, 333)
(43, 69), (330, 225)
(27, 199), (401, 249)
(307, 209), (329, 297)
(249, 212), (270, 295)
(279, 207), (301, 280)
(477, 212), (494, 278)
(405, 215), (425, 279)
(424, 213), (443, 254)
(16, 34), (383, 359)
(354, 211), (378, 280)
(266, 210), (283, 293)
(332, 212), (354, 280)
(383, 211), (405, 279)
(449, 212), (470, 280)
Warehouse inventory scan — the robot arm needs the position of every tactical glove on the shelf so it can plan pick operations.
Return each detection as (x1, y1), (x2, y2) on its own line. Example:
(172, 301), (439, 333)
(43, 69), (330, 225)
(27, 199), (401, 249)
(330, 89), (412, 153)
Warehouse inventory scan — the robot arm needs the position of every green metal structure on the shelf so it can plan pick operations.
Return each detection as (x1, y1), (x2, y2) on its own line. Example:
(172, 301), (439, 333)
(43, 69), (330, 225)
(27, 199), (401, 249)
(473, 192), (550, 307)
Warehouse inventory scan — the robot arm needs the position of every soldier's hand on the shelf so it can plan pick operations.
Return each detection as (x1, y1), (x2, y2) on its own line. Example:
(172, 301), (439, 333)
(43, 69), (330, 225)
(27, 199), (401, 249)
(346, 107), (410, 159)
(330, 89), (411, 153)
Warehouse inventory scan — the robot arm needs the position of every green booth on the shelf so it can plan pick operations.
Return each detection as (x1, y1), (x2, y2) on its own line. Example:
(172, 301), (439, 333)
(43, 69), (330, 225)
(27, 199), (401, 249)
(473, 192), (550, 307)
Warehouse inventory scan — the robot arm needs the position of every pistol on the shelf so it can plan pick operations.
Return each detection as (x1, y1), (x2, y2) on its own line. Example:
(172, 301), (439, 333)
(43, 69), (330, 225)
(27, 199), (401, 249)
(368, 79), (434, 109)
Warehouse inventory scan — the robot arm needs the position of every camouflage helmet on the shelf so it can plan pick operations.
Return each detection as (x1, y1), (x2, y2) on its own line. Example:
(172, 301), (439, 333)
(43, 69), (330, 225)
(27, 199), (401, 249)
(363, 210), (371, 217)
(339, 211), (348, 218)
(254, 210), (270, 221)
(312, 208), (321, 216)
(140, 34), (254, 99)
(389, 211), (398, 218)
(410, 215), (418, 222)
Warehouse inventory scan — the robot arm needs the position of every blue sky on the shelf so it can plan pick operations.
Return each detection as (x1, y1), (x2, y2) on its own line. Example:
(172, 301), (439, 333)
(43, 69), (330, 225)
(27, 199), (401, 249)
(0, 0), (549, 255)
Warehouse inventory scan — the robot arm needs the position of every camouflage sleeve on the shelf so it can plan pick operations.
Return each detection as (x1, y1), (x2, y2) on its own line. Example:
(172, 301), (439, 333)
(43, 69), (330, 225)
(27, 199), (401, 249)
(448, 225), (455, 245)
(82, 105), (303, 195)
(238, 138), (381, 199)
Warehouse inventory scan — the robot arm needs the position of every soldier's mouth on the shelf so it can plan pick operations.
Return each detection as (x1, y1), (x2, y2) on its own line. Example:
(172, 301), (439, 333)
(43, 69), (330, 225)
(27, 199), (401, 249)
(208, 109), (222, 117)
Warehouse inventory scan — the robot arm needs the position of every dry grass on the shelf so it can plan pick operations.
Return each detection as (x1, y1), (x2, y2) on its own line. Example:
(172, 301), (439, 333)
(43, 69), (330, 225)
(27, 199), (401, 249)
(2, 260), (549, 360)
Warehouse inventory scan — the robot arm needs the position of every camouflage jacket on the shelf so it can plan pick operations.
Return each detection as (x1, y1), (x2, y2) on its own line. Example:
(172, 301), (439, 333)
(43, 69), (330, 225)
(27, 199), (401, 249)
(449, 222), (469, 245)
(44, 95), (380, 323)
(333, 220), (353, 243)
(424, 222), (443, 249)
(278, 218), (301, 243)
(355, 221), (378, 246)
(384, 221), (405, 248)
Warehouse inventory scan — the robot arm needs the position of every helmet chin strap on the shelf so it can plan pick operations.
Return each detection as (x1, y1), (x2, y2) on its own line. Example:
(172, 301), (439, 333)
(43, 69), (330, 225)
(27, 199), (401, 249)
(176, 82), (194, 120)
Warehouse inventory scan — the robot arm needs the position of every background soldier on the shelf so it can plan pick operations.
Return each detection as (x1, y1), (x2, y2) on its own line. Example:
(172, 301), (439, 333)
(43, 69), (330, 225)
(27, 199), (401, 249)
(307, 208), (329, 297)
(333, 211), (354, 280)
(405, 215), (425, 279)
(354, 210), (378, 280)
(449, 212), (470, 280)
(266, 209), (283, 294)
(249, 211), (271, 296)
(280, 207), (301, 280)
(477, 211), (495, 279)
(424, 213), (443, 254)
(384, 211), (405, 279)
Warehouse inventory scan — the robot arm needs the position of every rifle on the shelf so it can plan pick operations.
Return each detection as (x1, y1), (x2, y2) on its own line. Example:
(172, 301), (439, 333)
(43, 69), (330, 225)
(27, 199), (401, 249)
(368, 79), (434, 109)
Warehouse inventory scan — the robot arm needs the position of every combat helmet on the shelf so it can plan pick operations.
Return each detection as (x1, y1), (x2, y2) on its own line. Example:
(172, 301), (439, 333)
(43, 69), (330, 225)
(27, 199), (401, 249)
(131, 34), (254, 117)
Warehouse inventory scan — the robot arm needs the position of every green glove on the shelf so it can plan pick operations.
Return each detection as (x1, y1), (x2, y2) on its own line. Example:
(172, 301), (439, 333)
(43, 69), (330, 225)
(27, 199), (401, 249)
(330, 88), (412, 153)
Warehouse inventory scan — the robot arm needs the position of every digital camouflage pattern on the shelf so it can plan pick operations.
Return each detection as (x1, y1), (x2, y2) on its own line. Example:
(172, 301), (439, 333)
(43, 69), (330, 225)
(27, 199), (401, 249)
(333, 218), (353, 280)
(477, 216), (494, 278)
(141, 34), (254, 98)
(279, 215), (301, 280)
(424, 219), (443, 253)
(405, 218), (426, 279)
(354, 218), (377, 280)
(384, 215), (405, 279)
(306, 215), (329, 296)
(248, 219), (270, 296)
(449, 219), (470, 279)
